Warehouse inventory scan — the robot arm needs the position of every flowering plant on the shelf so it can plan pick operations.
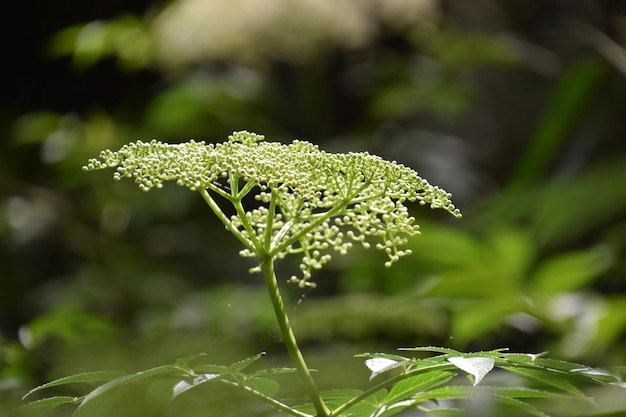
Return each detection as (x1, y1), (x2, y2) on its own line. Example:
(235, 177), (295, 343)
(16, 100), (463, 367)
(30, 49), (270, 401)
(24, 132), (624, 416)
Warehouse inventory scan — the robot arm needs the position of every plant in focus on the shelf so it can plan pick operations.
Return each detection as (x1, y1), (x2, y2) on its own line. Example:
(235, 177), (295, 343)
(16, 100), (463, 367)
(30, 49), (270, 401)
(23, 131), (625, 416)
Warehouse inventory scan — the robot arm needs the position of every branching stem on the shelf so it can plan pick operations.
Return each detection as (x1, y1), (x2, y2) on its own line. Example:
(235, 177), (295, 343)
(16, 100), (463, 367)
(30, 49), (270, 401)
(199, 188), (254, 250)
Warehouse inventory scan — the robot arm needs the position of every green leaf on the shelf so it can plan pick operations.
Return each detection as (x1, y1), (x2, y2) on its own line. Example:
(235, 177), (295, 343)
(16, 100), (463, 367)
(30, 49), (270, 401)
(175, 352), (207, 369)
(509, 58), (608, 187)
(531, 357), (585, 371)
(490, 386), (568, 399)
(244, 376), (280, 397)
(356, 352), (411, 361)
(499, 366), (590, 401)
(531, 246), (612, 293)
(171, 373), (221, 399)
(356, 353), (410, 380)
(491, 394), (551, 417)
(249, 367), (297, 377)
(228, 352), (266, 372)
(447, 357), (494, 386)
(365, 358), (407, 380)
(423, 408), (466, 416)
(411, 384), (476, 402)
(191, 364), (230, 374)
(22, 370), (126, 400)
(399, 346), (465, 356)
(77, 365), (187, 412)
(498, 352), (549, 365)
(322, 389), (386, 417)
(384, 371), (454, 404)
(412, 386), (567, 417)
(450, 298), (522, 343)
(570, 367), (624, 385)
(20, 396), (80, 410)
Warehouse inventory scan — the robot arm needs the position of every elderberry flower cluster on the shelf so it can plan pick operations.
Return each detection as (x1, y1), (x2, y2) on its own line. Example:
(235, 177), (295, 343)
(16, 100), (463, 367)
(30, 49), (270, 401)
(84, 131), (461, 286)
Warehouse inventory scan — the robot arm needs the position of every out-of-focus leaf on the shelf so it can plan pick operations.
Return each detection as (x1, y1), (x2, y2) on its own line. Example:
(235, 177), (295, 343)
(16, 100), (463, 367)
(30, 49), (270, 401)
(49, 16), (154, 70)
(12, 112), (62, 145)
(595, 296), (626, 350)
(531, 246), (612, 293)
(487, 227), (535, 281)
(451, 297), (523, 343)
(509, 58), (608, 187)
(407, 223), (483, 267)
(371, 78), (470, 120)
(19, 309), (118, 350)
(477, 157), (626, 248)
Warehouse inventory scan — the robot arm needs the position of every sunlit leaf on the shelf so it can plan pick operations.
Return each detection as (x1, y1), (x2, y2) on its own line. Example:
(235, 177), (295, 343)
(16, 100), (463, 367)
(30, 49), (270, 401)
(365, 358), (405, 380)
(171, 373), (221, 399)
(447, 357), (494, 386)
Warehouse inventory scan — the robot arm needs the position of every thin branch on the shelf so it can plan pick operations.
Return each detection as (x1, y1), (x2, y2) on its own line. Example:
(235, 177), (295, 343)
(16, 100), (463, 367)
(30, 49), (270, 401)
(219, 380), (312, 417)
(199, 188), (254, 251)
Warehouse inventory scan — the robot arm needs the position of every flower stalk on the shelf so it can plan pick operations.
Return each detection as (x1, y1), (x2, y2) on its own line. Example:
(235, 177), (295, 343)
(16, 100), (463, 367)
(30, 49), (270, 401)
(261, 258), (330, 417)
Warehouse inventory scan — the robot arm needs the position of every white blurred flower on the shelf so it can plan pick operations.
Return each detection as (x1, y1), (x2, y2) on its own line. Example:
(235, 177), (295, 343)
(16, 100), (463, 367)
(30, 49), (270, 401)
(152, 0), (437, 67)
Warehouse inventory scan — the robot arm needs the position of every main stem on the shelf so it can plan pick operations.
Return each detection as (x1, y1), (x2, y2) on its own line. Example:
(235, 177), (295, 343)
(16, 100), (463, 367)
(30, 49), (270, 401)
(261, 258), (330, 417)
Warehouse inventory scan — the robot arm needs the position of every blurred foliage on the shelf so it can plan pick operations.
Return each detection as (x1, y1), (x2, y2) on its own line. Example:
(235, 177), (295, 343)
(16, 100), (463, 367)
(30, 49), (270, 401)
(2, 0), (626, 415)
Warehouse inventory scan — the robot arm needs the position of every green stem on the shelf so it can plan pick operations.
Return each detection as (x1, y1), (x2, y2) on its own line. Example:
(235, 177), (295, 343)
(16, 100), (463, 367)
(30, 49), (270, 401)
(220, 380), (312, 417)
(199, 188), (254, 250)
(261, 258), (330, 417)
(268, 179), (376, 258)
